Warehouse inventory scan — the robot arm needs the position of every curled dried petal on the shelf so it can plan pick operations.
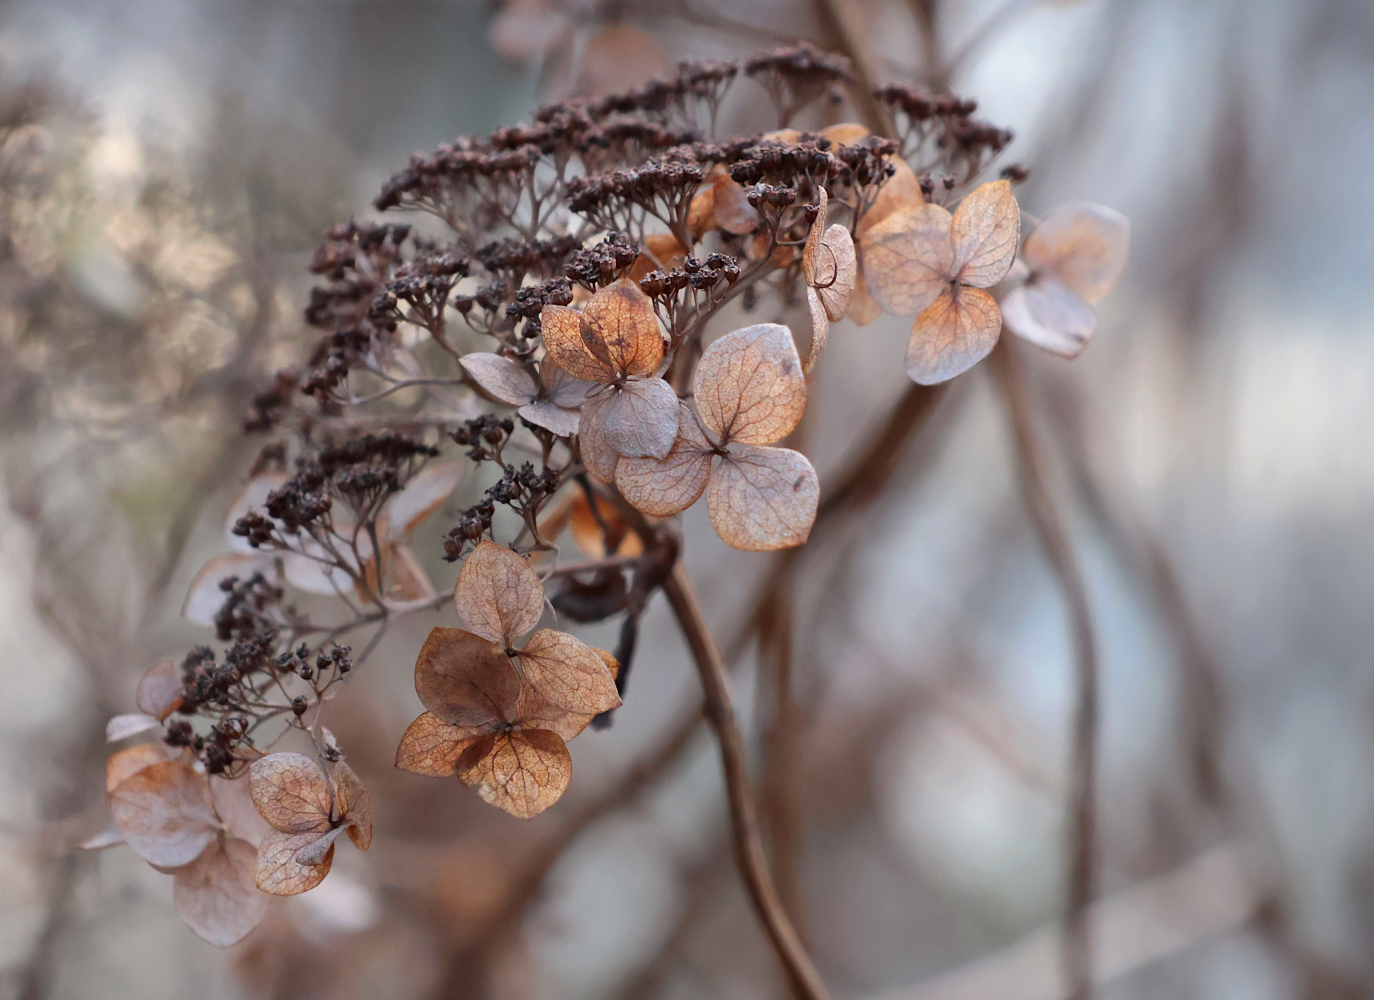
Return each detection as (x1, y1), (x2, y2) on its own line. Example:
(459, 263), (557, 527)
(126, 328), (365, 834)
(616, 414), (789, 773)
(541, 304), (613, 382)
(707, 445), (819, 551)
(414, 626), (521, 727)
(457, 729), (572, 819)
(950, 179), (1020, 288)
(249, 752), (333, 835)
(615, 405), (715, 517)
(694, 324), (807, 446)
(516, 629), (622, 715)
(395, 712), (487, 777)
(460, 353), (539, 406)
(173, 835), (268, 947)
(455, 540), (545, 645)
(905, 286), (1002, 385)
(255, 828), (335, 895)
(332, 761), (372, 851)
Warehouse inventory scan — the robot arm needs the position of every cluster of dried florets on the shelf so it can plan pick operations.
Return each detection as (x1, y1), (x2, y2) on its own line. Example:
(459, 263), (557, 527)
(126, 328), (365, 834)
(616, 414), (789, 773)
(92, 43), (1129, 947)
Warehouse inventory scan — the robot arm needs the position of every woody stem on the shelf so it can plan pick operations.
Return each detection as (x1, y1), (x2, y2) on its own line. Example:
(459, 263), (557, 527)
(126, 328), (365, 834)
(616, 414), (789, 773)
(662, 561), (832, 1000)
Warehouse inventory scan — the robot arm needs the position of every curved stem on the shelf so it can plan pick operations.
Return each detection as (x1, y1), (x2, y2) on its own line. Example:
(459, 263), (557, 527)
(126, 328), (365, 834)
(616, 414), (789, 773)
(993, 337), (1099, 1000)
(662, 562), (832, 1000)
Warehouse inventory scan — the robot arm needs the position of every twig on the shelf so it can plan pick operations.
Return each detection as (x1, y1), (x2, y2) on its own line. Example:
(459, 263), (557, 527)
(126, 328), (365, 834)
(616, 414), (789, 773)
(662, 562), (832, 1000)
(992, 337), (1099, 1000)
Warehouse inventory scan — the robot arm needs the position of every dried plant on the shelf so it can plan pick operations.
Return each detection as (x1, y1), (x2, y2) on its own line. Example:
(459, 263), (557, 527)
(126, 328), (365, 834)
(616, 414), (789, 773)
(80, 42), (1129, 994)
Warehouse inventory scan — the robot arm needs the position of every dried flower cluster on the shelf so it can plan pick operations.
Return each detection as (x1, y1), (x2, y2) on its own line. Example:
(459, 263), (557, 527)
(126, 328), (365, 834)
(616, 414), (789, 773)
(91, 43), (1128, 948)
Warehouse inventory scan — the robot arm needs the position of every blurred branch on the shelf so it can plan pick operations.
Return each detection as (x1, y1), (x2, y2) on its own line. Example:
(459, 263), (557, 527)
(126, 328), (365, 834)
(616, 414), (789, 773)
(664, 561), (832, 1000)
(992, 338), (1099, 1000)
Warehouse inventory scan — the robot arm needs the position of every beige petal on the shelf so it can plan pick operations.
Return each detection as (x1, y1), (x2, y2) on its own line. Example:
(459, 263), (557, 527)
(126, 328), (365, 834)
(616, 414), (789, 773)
(136, 658), (183, 720)
(694, 324), (807, 446)
(106, 743), (170, 793)
(183, 553), (279, 627)
(713, 172), (761, 235)
(460, 353), (539, 406)
(224, 472), (289, 553)
(846, 266), (884, 326)
(249, 752), (333, 835)
(457, 730), (572, 819)
(455, 540), (545, 645)
(577, 388), (623, 484)
(1023, 202), (1130, 304)
(517, 629), (622, 714)
(950, 179), (1020, 288)
(381, 543), (435, 603)
(905, 286), (1002, 385)
(513, 683), (599, 742)
(707, 445), (819, 552)
(804, 286), (830, 375)
(173, 835), (268, 947)
(856, 157), (923, 240)
(388, 462), (464, 537)
(615, 404), (715, 516)
(209, 775), (273, 847)
(819, 122), (871, 145)
(107, 713), (160, 742)
(596, 377), (679, 460)
(814, 227), (857, 322)
(861, 202), (954, 318)
(80, 826), (124, 851)
(575, 22), (667, 96)
(332, 761), (372, 851)
(581, 277), (664, 378)
(518, 400), (582, 437)
(108, 759), (219, 868)
(414, 626), (522, 727)
(1001, 280), (1098, 358)
(254, 828), (335, 895)
(395, 711), (486, 777)
(541, 303), (614, 382)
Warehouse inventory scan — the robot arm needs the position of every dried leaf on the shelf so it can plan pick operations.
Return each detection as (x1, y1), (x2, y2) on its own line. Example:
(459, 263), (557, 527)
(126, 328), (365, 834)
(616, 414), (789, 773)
(460, 353), (538, 407)
(694, 324), (807, 445)
(1001, 279), (1098, 357)
(516, 629), (622, 714)
(108, 759), (219, 868)
(249, 753), (332, 835)
(457, 729), (572, 819)
(541, 304), (614, 382)
(577, 389), (622, 484)
(513, 668), (608, 742)
(861, 202), (953, 317)
(906, 286), (1002, 384)
(183, 553), (279, 627)
(615, 404), (715, 516)
(255, 828), (335, 895)
(580, 278), (664, 378)
(333, 761), (372, 851)
(713, 172), (761, 234)
(1022, 202), (1130, 303)
(107, 713), (160, 742)
(950, 179), (1020, 288)
(136, 658), (183, 720)
(388, 462), (464, 537)
(106, 743), (169, 793)
(173, 835), (268, 947)
(395, 711), (485, 777)
(583, 378), (679, 460)
(707, 445), (819, 551)
(455, 540), (545, 645)
(414, 627), (522, 728)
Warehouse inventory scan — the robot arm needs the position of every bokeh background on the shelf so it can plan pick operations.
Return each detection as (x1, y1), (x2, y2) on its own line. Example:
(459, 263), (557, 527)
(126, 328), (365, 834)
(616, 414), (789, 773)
(3, 0), (1374, 998)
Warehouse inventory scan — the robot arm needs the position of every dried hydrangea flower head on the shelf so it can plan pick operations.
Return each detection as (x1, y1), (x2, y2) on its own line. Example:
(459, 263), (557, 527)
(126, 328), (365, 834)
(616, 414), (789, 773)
(1000, 202), (1130, 357)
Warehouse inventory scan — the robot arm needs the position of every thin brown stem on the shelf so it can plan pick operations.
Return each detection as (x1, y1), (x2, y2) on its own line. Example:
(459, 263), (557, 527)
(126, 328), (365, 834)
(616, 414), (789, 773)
(758, 575), (807, 930)
(662, 562), (832, 1000)
(992, 337), (1099, 1000)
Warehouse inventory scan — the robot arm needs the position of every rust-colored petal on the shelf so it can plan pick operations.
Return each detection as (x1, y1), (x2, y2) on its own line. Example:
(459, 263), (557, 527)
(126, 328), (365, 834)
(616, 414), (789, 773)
(713, 172), (760, 235)
(615, 404), (715, 517)
(707, 445), (819, 552)
(395, 711), (487, 777)
(173, 835), (268, 947)
(580, 277), (664, 378)
(108, 758), (219, 868)
(414, 626), (522, 728)
(693, 323), (807, 446)
(455, 540), (545, 645)
(517, 629), (622, 714)
(332, 761), (372, 851)
(248, 752), (333, 835)
(950, 179), (1020, 288)
(541, 303), (614, 382)
(254, 828), (335, 896)
(457, 729), (572, 819)
(905, 285), (1002, 385)
(568, 492), (643, 559)
(860, 202), (953, 318)
(106, 743), (169, 793)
